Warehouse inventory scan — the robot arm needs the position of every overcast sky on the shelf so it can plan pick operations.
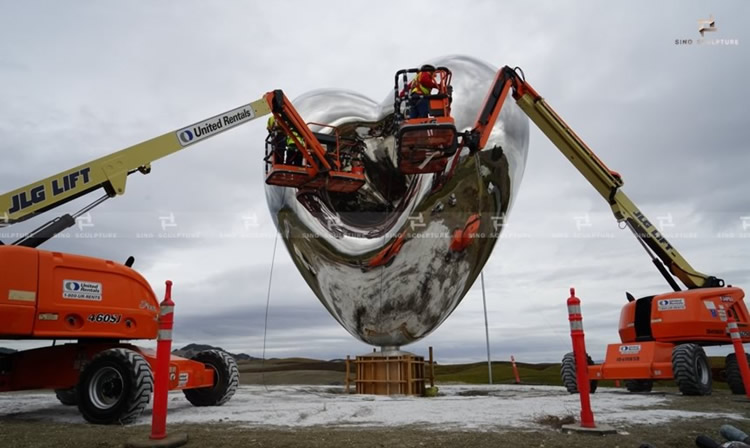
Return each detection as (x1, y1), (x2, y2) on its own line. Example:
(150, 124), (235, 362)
(2, 1), (749, 365)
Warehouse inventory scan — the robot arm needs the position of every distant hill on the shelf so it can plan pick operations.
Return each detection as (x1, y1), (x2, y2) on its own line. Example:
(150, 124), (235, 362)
(173, 343), (258, 361)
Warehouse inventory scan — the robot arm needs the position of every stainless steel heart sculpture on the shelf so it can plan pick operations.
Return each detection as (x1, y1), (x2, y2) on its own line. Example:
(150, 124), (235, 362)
(266, 55), (529, 349)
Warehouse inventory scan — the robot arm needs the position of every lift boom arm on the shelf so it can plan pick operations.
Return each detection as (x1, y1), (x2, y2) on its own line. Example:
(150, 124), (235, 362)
(0, 88), (348, 224)
(465, 66), (722, 290)
(1, 98), (272, 227)
(0, 89), (353, 248)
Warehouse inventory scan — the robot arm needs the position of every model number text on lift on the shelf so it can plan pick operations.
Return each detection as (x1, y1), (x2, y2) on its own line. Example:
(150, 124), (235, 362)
(88, 313), (122, 324)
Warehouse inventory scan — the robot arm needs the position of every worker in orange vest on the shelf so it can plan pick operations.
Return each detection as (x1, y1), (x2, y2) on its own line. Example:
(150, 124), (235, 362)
(402, 65), (440, 119)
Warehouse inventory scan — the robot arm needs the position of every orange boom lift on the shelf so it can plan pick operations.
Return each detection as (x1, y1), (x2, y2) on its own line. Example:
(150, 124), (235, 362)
(391, 64), (747, 394)
(0, 90), (366, 424)
(460, 65), (748, 395)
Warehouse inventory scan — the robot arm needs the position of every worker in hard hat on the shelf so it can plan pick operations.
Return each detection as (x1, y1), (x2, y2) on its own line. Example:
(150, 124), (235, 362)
(266, 116), (303, 166)
(402, 65), (440, 119)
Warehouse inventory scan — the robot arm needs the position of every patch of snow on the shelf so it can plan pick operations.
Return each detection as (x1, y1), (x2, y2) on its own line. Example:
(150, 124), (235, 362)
(0, 385), (745, 430)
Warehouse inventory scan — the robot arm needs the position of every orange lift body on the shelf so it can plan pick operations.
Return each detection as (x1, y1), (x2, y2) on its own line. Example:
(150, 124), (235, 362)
(0, 245), (214, 393)
(588, 287), (750, 381)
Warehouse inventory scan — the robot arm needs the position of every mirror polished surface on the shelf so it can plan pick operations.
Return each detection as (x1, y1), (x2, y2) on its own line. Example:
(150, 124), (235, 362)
(265, 56), (529, 348)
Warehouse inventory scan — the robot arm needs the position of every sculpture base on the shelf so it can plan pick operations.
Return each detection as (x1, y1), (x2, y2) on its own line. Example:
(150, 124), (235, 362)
(354, 350), (426, 395)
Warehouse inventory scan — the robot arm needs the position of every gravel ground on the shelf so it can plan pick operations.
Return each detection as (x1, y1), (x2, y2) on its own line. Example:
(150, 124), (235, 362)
(0, 418), (748, 448)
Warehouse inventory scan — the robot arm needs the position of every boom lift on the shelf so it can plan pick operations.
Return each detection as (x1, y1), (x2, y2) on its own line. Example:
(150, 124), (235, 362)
(263, 90), (365, 193)
(0, 89), (365, 424)
(461, 65), (749, 395)
(394, 66), (458, 174)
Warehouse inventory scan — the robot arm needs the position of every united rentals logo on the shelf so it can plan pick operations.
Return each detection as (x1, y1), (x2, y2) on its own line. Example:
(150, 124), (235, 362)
(675, 15), (739, 46)
(619, 344), (641, 355)
(176, 103), (256, 147)
(63, 280), (103, 301)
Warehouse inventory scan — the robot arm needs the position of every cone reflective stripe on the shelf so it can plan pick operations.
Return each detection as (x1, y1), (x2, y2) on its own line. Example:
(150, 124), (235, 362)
(727, 317), (750, 399)
(569, 320), (583, 331)
(158, 329), (173, 340)
(728, 320), (740, 339)
(151, 280), (175, 441)
(567, 287), (596, 428)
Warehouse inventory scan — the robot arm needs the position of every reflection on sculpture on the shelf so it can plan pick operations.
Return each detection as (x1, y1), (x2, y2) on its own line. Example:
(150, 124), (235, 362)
(265, 55), (529, 349)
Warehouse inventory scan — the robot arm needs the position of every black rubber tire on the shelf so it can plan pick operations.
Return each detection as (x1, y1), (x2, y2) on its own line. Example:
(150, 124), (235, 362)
(560, 352), (598, 394)
(672, 343), (712, 396)
(625, 379), (654, 393)
(54, 387), (78, 406)
(77, 348), (153, 424)
(726, 353), (750, 395)
(183, 350), (239, 406)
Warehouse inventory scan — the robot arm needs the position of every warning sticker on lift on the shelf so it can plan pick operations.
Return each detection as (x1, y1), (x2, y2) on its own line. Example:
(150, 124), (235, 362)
(63, 280), (102, 301)
(657, 298), (685, 311)
(176, 103), (256, 147)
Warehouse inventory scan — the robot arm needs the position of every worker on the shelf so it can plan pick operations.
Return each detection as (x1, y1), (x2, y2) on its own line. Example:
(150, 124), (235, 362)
(266, 116), (286, 165)
(266, 116), (304, 166)
(403, 65), (440, 119)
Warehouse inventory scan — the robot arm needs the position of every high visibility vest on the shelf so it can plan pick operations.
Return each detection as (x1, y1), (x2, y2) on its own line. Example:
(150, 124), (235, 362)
(268, 116), (302, 148)
(410, 72), (432, 95)
(286, 133), (300, 147)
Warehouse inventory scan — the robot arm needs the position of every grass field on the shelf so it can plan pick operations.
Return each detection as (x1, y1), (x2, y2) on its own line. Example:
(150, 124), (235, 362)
(236, 356), (734, 390)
